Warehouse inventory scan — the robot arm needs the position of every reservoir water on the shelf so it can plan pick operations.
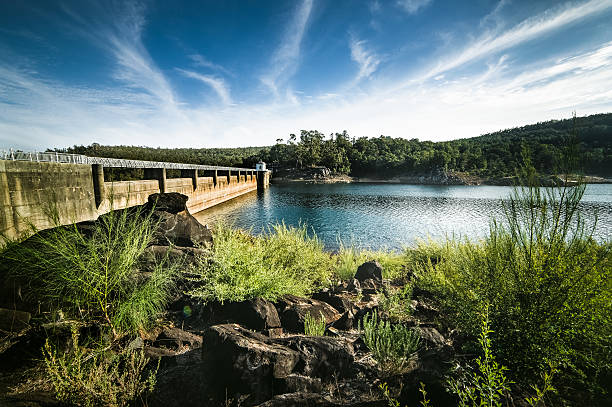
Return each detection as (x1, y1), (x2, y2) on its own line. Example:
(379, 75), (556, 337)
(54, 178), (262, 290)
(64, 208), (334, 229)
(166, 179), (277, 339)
(194, 183), (612, 251)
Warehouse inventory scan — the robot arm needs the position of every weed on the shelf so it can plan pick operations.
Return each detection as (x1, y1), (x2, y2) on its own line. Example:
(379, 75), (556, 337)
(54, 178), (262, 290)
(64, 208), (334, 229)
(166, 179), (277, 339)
(378, 284), (413, 322)
(304, 311), (326, 336)
(360, 310), (420, 375)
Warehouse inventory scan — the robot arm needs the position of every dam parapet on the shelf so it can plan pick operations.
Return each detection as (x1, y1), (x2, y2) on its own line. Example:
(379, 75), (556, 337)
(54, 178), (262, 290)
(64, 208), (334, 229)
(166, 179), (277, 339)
(0, 150), (270, 241)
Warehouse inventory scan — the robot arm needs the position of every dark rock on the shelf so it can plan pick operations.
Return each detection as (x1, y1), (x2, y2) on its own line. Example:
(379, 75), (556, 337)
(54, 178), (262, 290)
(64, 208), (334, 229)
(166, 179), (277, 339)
(143, 346), (179, 359)
(273, 374), (322, 394)
(146, 193), (213, 247)
(154, 327), (203, 350)
(254, 393), (336, 407)
(212, 298), (282, 332)
(0, 308), (31, 332)
(347, 278), (361, 293)
(311, 290), (355, 313)
(354, 261), (383, 283)
(273, 335), (355, 380)
(360, 278), (384, 295)
(276, 295), (341, 333)
(202, 324), (300, 403)
(331, 310), (355, 331)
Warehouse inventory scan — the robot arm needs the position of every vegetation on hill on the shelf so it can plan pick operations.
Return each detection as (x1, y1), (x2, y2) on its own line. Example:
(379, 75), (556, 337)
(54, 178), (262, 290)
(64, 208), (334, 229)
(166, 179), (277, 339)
(57, 113), (612, 178)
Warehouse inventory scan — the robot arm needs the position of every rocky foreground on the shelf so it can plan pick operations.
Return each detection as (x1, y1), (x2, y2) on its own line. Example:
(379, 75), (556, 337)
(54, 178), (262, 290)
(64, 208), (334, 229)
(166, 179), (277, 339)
(1, 194), (461, 407)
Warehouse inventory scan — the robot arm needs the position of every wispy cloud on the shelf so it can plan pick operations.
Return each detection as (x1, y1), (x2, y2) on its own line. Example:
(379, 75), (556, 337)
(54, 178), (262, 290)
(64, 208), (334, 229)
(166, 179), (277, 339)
(260, 0), (313, 98)
(396, 0), (433, 15)
(177, 68), (232, 105)
(414, 0), (612, 84)
(349, 36), (381, 82)
(188, 54), (233, 77)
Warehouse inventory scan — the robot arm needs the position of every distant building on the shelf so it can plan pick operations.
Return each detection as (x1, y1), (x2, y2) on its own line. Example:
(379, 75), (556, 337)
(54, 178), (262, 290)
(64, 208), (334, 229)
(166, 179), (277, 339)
(256, 161), (267, 171)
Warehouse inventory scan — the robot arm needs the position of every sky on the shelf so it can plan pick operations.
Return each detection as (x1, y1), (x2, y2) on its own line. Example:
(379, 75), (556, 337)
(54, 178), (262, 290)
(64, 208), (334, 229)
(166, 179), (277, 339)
(1, 0), (611, 150)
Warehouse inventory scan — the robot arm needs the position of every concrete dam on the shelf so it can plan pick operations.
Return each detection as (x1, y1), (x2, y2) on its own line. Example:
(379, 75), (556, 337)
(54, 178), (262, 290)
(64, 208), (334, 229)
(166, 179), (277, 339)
(0, 151), (270, 241)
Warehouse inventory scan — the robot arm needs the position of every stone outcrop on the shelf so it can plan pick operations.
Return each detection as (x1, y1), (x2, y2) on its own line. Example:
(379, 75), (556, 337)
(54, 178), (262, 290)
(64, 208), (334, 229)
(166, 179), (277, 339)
(275, 295), (342, 333)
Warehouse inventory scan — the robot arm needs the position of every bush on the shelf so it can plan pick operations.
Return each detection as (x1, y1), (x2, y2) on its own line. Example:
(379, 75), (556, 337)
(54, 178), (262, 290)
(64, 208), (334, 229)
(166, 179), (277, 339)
(360, 310), (420, 375)
(378, 284), (414, 323)
(0, 207), (178, 336)
(335, 241), (408, 280)
(43, 327), (157, 407)
(187, 222), (334, 303)
(415, 174), (612, 401)
(304, 311), (326, 336)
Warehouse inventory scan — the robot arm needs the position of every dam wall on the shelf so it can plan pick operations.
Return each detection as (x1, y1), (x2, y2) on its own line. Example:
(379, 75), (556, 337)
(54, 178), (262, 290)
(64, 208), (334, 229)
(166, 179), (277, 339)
(0, 157), (270, 241)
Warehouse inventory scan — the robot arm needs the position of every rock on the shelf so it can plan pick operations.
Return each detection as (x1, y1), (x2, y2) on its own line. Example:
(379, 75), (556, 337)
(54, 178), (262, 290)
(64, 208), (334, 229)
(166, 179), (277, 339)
(0, 308), (31, 332)
(202, 324), (301, 403)
(331, 310), (355, 331)
(254, 393), (336, 407)
(360, 278), (384, 295)
(154, 327), (203, 350)
(354, 261), (383, 283)
(126, 336), (144, 351)
(146, 193), (213, 247)
(212, 298), (282, 332)
(347, 278), (361, 293)
(311, 290), (355, 314)
(276, 295), (341, 333)
(274, 374), (322, 394)
(273, 336), (355, 380)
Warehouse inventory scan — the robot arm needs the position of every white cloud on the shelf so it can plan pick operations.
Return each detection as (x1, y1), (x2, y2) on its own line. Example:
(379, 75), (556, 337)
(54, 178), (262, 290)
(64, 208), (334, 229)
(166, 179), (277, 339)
(396, 0), (433, 15)
(177, 69), (232, 105)
(260, 0), (313, 98)
(349, 36), (381, 82)
(188, 54), (233, 76)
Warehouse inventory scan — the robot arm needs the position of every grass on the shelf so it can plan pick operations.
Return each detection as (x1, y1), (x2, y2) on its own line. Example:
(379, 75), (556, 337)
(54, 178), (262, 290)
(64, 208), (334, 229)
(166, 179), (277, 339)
(186, 222), (335, 303)
(0, 206), (178, 336)
(304, 311), (327, 336)
(335, 240), (409, 280)
(360, 310), (420, 375)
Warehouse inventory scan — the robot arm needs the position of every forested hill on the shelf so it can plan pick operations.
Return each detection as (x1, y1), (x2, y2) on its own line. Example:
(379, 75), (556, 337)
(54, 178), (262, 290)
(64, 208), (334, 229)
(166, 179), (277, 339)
(59, 113), (612, 178)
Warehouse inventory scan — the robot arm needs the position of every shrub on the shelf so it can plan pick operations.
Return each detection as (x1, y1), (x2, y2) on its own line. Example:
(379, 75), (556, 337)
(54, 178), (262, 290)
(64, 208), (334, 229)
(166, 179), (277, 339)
(335, 240), (408, 280)
(415, 173), (612, 401)
(304, 311), (326, 336)
(378, 284), (413, 322)
(43, 328), (158, 407)
(360, 310), (420, 375)
(187, 222), (334, 303)
(0, 207), (177, 336)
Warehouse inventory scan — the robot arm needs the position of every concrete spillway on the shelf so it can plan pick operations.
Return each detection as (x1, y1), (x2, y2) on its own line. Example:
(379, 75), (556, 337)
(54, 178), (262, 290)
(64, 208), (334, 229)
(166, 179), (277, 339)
(0, 154), (270, 241)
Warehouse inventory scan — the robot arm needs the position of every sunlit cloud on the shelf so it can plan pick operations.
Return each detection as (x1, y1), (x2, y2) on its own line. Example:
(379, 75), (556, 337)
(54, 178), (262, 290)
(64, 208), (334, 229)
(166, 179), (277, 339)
(177, 68), (233, 105)
(396, 0), (433, 15)
(349, 35), (381, 83)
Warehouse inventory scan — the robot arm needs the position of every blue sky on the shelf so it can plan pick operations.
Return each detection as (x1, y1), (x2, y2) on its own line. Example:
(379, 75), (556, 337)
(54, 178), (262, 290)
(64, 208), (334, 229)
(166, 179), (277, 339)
(1, 0), (611, 150)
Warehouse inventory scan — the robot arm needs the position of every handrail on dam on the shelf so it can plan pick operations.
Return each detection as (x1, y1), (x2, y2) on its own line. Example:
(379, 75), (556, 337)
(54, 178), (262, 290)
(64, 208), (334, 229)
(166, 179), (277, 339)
(0, 148), (256, 172)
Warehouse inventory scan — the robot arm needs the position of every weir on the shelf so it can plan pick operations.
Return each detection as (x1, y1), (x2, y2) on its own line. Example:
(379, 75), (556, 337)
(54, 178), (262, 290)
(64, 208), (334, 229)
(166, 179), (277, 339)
(0, 151), (270, 241)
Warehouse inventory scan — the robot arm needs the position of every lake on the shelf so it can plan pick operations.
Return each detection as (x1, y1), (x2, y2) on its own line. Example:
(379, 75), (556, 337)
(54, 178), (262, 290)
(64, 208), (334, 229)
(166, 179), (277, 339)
(193, 183), (612, 251)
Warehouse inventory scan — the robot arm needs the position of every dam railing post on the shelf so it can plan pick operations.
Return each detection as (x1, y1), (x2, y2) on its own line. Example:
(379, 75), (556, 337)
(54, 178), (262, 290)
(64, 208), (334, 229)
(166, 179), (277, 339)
(92, 164), (105, 208)
(227, 170), (232, 184)
(238, 170), (242, 183)
(213, 170), (218, 187)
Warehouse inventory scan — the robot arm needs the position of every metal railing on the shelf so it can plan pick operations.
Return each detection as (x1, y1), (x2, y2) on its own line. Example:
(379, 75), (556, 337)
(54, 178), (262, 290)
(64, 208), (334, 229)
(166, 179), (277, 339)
(0, 148), (257, 172)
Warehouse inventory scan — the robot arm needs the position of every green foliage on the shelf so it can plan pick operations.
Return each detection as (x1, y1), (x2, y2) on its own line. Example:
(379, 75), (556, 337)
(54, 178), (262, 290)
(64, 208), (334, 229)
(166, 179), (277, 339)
(335, 241), (408, 280)
(448, 309), (512, 407)
(378, 284), (414, 323)
(360, 310), (420, 375)
(415, 172), (612, 400)
(304, 311), (326, 336)
(186, 222), (334, 303)
(43, 328), (157, 407)
(0, 208), (177, 335)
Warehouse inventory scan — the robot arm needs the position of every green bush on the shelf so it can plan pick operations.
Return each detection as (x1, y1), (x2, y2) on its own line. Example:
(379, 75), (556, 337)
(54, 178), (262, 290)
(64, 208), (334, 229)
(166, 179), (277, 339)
(304, 311), (326, 336)
(187, 222), (334, 303)
(335, 241), (408, 280)
(360, 310), (420, 375)
(378, 284), (414, 322)
(415, 176), (612, 401)
(43, 328), (157, 407)
(0, 207), (177, 336)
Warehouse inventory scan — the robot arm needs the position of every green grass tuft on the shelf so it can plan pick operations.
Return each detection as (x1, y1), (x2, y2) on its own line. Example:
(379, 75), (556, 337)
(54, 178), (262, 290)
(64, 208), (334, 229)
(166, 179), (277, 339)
(304, 311), (327, 336)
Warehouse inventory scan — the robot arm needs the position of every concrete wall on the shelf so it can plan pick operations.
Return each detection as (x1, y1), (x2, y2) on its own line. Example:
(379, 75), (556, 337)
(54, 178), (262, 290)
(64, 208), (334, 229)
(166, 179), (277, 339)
(0, 161), (98, 240)
(1, 161), (268, 241)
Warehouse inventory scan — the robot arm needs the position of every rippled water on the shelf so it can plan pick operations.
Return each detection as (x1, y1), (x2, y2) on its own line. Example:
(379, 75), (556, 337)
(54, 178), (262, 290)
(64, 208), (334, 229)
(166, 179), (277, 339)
(194, 183), (612, 251)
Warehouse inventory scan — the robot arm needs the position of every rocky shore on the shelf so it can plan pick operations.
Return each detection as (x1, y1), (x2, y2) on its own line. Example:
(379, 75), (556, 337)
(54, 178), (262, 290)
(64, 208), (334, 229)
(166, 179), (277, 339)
(0, 193), (460, 407)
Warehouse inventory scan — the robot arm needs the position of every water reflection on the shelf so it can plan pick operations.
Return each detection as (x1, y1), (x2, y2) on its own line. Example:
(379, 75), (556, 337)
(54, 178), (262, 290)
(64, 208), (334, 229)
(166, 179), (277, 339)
(193, 183), (612, 251)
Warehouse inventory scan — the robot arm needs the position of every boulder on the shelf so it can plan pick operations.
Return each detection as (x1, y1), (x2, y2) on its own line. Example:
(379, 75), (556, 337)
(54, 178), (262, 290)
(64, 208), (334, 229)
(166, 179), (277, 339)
(202, 324), (301, 403)
(311, 290), (355, 314)
(276, 295), (341, 333)
(255, 393), (336, 407)
(273, 374), (322, 394)
(153, 327), (203, 351)
(211, 298), (282, 332)
(354, 261), (383, 283)
(146, 193), (213, 247)
(331, 310), (355, 331)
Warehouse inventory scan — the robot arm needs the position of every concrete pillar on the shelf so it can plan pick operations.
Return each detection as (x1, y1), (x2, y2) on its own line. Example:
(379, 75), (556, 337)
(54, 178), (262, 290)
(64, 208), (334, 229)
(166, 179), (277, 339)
(227, 170), (232, 184)
(92, 164), (105, 208)
(213, 169), (218, 187)
(144, 168), (167, 193)
(257, 170), (269, 191)
(238, 170), (242, 183)
(181, 169), (198, 190)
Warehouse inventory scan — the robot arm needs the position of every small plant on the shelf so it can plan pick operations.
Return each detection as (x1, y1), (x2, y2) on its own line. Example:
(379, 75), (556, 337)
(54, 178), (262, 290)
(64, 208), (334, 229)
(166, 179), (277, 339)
(360, 310), (420, 375)
(447, 309), (512, 407)
(304, 311), (326, 336)
(379, 284), (413, 322)
(43, 328), (158, 407)
(335, 240), (408, 280)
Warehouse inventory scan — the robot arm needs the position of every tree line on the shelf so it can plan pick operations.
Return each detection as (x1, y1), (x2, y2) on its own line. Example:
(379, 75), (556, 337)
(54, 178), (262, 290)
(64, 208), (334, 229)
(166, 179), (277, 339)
(59, 113), (612, 178)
